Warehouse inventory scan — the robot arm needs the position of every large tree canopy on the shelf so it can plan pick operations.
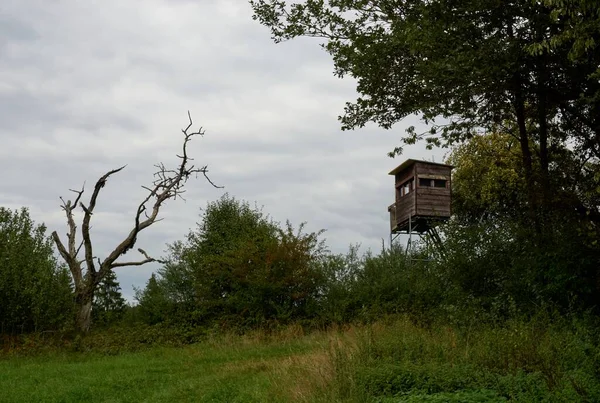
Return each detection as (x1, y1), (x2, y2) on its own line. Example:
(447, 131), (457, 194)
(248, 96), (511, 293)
(251, 0), (600, 219)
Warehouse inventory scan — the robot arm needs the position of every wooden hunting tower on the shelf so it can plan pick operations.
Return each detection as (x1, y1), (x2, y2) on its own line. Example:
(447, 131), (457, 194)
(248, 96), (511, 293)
(388, 159), (453, 234)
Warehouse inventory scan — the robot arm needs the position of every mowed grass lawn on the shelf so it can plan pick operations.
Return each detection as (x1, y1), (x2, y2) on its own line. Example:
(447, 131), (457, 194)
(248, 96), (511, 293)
(0, 330), (335, 403)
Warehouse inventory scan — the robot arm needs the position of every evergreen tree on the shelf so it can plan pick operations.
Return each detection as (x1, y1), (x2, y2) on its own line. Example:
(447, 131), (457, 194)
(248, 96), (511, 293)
(134, 273), (170, 325)
(92, 270), (126, 326)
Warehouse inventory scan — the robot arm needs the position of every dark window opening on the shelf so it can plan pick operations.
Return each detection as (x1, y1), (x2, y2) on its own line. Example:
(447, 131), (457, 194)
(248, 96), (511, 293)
(419, 178), (431, 187)
(434, 179), (447, 188)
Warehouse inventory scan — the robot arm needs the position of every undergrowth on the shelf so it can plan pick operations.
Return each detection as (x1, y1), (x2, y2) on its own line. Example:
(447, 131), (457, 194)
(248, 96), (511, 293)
(322, 314), (600, 402)
(2, 315), (600, 402)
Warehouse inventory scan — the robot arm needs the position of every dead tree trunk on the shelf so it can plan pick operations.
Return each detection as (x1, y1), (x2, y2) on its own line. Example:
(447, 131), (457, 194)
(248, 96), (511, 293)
(51, 112), (222, 333)
(76, 290), (94, 333)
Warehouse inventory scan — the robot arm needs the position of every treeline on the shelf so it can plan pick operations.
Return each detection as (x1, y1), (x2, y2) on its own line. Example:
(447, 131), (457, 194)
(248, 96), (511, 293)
(130, 193), (600, 334)
(128, 132), (600, 331)
(2, 129), (599, 339)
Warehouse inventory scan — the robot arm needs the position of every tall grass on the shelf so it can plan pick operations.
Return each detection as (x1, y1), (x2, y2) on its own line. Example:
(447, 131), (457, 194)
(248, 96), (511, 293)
(319, 315), (600, 402)
(2, 316), (599, 402)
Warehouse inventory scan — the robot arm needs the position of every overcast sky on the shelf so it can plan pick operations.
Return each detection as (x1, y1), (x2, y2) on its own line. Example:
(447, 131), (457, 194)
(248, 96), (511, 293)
(1, 0), (445, 301)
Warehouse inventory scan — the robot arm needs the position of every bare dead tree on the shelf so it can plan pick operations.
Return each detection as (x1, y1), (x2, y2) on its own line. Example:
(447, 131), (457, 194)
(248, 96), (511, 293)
(51, 112), (222, 332)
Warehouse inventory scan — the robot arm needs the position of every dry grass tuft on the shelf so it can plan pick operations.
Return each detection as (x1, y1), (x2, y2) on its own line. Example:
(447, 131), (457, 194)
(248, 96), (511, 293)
(268, 350), (335, 402)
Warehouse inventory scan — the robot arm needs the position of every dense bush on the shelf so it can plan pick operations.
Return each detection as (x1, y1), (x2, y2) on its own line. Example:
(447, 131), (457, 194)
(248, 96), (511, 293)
(318, 244), (445, 325)
(136, 194), (328, 329)
(436, 218), (600, 322)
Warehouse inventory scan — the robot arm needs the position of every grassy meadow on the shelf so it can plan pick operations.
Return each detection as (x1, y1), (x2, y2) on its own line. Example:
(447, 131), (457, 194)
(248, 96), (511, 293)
(2, 315), (600, 402)
(1, 325), (333, 403)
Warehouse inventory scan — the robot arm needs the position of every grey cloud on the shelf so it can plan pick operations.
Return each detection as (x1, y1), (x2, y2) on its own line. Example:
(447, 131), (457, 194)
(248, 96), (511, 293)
(0, 0), (444, 301)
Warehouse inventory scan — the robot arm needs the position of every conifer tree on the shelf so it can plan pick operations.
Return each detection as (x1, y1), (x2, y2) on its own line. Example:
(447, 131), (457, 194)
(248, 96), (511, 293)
(92, 270), (126, 326)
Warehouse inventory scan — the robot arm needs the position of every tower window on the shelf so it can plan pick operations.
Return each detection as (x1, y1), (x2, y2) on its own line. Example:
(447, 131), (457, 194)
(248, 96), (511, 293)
(399, 179), (414, 196)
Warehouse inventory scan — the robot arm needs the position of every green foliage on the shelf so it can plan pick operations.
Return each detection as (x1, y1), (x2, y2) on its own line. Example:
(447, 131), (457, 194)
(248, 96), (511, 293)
(0, 207), (73, 334)
(433, 218), (600, 322)
(446, 132), (526, 223)
(382, 389), (506, 402)
(134, 273), (176, 326)
(448, 131), (600, 227)
(92, 270), (126, 327)
(137, 194), (328, 329)
(329, 316), (600, 402)
(532, 0), (600, 72)
(318, 245), (445, 325)
(442, 133), (600, 318)
(250, 0), (599, 159)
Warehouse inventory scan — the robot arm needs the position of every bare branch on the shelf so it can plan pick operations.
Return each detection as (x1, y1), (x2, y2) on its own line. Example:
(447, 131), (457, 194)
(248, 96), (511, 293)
(182, 110), (194, 134)
(81, 165), (127, 275)
(51, 230), (83, 290)
(69, 184), (85, 208)
(80, 203), (92, 216)
(110, 248), (165, 268)
(101, 112), (222, 270)
(202, 168), (224, 189)
(52, 112), (221, 332)
(75, 239), (84, 258)
(51, 231), (71, 266)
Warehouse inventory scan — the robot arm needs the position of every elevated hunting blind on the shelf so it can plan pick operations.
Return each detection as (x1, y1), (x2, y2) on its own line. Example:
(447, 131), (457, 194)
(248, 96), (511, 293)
(388, 159), (453, 237)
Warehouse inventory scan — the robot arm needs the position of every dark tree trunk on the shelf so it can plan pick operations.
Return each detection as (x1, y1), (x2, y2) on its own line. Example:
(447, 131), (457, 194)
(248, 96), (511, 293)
(508, 21), (539, 228)
(513, 72), (539, 229)
(536, 23), (550, 214)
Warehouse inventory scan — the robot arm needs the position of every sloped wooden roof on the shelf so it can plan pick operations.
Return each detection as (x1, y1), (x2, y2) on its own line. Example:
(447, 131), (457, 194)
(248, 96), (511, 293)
(388, 158), (453, 176)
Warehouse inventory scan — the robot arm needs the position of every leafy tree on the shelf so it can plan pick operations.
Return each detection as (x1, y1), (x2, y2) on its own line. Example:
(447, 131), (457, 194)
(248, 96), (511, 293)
(447, 132), (526, 224)
(250, 0), (600, 223)
(448, 131), (600, 233)
(92, 270), (126, 327)
(0, 207), (73, 334)
(140, 194), (328, 328)
(440, 133), (600, 315)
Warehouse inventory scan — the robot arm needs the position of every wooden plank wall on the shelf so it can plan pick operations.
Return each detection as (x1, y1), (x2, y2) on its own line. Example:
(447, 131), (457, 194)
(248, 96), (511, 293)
(388, 204), (397, 231)
(415, 162), (452, 218)
(415, 189), (451, 216)
(395, 191), (415, 225)
(395, 164), (415, 188)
